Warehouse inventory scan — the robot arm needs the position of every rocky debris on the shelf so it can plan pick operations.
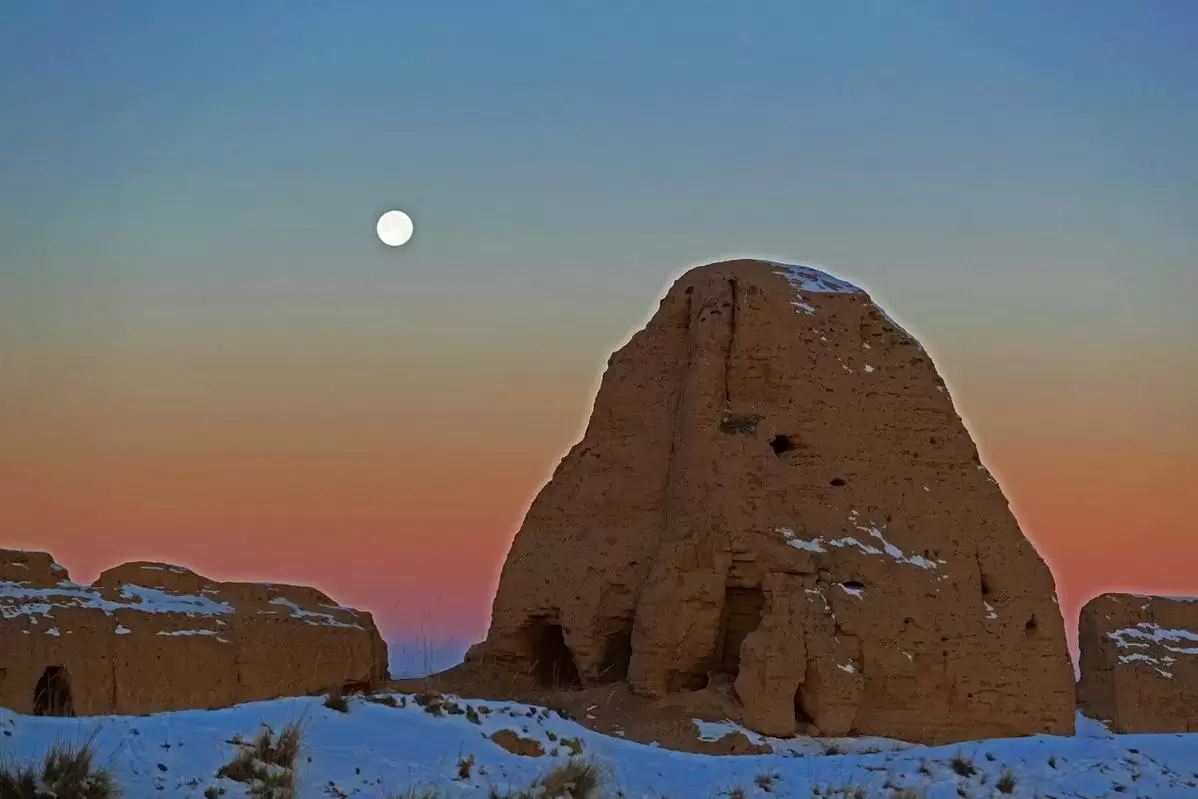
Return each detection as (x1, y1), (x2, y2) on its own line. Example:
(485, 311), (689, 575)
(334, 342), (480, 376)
(489, 729), (546, 757)
(468, 258), (1075, 744)
(0, 549), (389, 716)
(1077, 593), (1198, 733)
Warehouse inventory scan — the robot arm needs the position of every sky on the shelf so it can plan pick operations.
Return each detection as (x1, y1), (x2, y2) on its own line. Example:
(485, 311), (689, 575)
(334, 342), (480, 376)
(1, 1), (1195, 666)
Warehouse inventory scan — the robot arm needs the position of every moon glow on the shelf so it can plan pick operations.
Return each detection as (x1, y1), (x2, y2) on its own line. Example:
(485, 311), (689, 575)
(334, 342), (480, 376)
(376, 210), (414, 247)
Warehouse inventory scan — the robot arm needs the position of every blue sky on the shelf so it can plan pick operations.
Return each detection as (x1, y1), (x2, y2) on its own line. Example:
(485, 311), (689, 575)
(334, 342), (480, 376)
(1, 2), (1195, 653)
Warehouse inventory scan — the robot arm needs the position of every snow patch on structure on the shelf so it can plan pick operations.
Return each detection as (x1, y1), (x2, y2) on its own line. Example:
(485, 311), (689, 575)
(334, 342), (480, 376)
(267, 597), (362, 629)
(0, 580), (233, 621)
(1108, 623), (1198, 655)
(778, 521), (939, 571)
(768, 262), (865, 295)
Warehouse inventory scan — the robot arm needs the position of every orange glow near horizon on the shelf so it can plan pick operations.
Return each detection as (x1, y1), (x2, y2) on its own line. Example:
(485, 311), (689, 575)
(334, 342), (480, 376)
(3, 307), (1195, 665)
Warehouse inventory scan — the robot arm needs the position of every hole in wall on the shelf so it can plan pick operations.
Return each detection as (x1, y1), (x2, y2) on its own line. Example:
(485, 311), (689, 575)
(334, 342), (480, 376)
(829, 477), (846, 487)
(597, 628), (633, 683)
(33, 666), (75, 717)
(522, 618), (582, 690)
(770, 435), (795, 455)
(1025, 615), (1039, 636)
(716, 587), (764, 676)
(794, 680), (816, 731)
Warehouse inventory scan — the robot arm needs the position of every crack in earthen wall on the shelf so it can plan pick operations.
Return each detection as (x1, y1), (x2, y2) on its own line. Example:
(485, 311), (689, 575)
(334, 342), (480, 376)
(724, 279), (738, 406)
(657, 289), (696, 542)
(625, 289), (697, 686)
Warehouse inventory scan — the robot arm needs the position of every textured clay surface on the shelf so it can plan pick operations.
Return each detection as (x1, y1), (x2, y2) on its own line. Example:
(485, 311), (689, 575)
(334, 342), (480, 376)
(1078, 593), (1198, 733)
(468, 258), (1075, 744)
(0, 548), (389, 716)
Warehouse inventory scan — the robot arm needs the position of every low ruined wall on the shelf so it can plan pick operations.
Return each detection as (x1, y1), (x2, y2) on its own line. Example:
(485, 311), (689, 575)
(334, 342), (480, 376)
(1077, 593), (1198, 733)
(1, 550), (389, 716)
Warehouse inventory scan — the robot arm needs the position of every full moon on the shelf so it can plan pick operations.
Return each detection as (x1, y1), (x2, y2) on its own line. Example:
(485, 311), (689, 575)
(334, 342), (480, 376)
(376, 210), (414, 247)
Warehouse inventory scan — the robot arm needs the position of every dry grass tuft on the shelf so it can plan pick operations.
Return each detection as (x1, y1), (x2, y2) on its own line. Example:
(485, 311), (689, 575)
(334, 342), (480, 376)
(995, 768), (1017, 793)
(0, 736), (117, 799)
(215, 721), (302, 798)
(950, 752), (977, 777)
(487, 759), (604, 798)
(754, 772), (777, 792)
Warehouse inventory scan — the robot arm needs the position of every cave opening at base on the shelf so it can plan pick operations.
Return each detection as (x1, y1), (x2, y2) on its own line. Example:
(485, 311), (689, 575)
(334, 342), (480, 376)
(522, 618), (582, 690)
(716, 587), (765, 677)
(33, 665), (75, 717)
(793, 688), (816, 731)
(597, 626), (633, 683)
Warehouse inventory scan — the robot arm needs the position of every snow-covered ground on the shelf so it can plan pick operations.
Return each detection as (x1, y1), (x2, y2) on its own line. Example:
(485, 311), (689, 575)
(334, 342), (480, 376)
(3, 694), (1197, 798)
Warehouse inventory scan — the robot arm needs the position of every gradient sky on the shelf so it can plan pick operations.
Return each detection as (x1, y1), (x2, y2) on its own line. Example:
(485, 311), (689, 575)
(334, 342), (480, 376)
(1, 2), (1195, 665)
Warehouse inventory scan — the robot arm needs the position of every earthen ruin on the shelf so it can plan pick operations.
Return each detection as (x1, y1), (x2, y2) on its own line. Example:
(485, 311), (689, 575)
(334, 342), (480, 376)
(1, 548), (389, 716)
(466, 258), (1076, 744)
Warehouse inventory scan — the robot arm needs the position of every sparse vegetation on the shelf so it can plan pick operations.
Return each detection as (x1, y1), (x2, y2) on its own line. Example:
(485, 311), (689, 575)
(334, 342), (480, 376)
(324, 692), (349, 713)
(534, 760), (603, 798)
(457, 756), (474, 780)
(486, 759), (604, 798)
(215, 721), (302, 798)
(0, 737), (117, 799)
(754, 771), (777, 792)
(995, 769), (1017, 793)
(822, 742), (844, 755)
(950, 752), (977, 777)
(726, 788), (746, 799)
